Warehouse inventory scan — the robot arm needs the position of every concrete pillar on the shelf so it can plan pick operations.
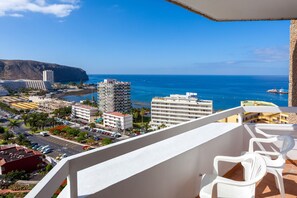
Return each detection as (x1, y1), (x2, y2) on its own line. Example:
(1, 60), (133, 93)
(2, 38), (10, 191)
(288, 20), (297, 123)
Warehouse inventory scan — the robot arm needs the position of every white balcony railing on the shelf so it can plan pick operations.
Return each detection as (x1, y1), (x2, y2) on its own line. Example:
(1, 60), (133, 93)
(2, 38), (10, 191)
(26, 106), (297, 198)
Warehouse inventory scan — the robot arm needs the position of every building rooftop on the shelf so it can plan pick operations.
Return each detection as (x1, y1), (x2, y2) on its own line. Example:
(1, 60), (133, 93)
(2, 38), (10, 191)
(241, 100), (278, 107)
(99, 79), (130, 85)
(0, 145), (41, 166)
(153, 92), (212, 103)
(73, 104), (98, 110)
(105, 112), (130, 117)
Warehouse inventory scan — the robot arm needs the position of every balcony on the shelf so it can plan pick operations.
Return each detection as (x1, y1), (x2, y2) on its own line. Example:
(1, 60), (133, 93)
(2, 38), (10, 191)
(26, 106), (297, 198)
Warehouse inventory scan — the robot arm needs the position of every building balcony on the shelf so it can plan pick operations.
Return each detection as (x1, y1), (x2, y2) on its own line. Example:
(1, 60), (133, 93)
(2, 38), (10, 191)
(27, 106), (297, 198)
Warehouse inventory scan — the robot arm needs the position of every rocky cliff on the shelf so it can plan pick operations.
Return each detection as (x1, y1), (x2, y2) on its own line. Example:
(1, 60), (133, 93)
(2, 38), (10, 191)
(0, 60), (89, 82)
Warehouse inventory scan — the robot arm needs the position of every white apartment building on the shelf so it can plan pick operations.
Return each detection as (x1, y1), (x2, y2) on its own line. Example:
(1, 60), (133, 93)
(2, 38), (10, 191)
(103, 112), (133, 130)
(151, 92), (213, 127)
(71, 104), (98, 123)
(0, 80), (52, 91)
(43, 70), (54, 84)
(98, 79), (131, 113)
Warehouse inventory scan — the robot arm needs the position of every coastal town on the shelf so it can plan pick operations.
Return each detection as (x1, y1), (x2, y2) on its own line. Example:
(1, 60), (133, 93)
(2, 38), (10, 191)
(0, 69), (292, 196)
(1, 0), (297, 196)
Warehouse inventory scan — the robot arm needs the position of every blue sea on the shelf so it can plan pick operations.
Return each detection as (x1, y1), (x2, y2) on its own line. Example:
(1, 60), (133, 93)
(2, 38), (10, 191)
(63, 75), (289, 111)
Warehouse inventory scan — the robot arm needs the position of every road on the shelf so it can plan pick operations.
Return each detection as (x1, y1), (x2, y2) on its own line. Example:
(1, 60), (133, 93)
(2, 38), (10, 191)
(28, 135), (84, 158)
(12, 124), (84, 159)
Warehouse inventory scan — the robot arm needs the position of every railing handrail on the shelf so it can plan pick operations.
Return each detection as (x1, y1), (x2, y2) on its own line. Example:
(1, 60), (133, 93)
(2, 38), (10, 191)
(26, 159), (69, 198)
(243, 106), (297, 113)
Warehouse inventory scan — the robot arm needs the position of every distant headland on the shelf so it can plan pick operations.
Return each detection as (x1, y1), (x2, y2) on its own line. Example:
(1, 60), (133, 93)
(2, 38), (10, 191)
(0, 59), (88, 82)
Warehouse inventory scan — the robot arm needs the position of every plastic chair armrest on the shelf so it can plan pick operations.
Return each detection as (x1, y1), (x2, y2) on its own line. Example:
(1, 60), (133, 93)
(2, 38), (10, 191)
(214, 176), (250, 187)
(254, 150), (280, 156)
(255, 128), (276, 138)
(214, 155), (248, 175)
(248, 137), (278, 152)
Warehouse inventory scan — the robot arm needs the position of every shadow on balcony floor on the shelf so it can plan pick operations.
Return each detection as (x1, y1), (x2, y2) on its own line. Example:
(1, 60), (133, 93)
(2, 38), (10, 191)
(229, 160), (297, 198)
(197, 160), (297, 198)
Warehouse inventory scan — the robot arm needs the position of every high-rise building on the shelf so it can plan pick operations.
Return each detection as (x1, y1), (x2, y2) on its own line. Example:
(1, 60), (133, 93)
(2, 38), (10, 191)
(151, 92), (213, 127)
(98, 79), (131, 113)
(43, 70), (54, 84)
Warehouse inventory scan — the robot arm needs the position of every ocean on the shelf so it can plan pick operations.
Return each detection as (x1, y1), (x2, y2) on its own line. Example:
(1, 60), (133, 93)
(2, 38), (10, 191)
(62, 75), (289, 111)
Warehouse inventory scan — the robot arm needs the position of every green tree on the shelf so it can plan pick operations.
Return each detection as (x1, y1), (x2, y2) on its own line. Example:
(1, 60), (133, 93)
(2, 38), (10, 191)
(133, 111), (139, 122)
(101, 138), (112, 146)
(89, 123), (96, 128)
(158, 124), (167, 130)
(143, 122), (150, 132)
(140, 108), (146, 125)
(3, 131), (13, 141)
(31, 127), (38, 133)
(8, 120), (20, 131)
(0, 126), (5, 134)
(4, 170), (29, 182)
(22, 114), (28, 125)
(16, 134), (31, 146)
(45, 164), (53, 173)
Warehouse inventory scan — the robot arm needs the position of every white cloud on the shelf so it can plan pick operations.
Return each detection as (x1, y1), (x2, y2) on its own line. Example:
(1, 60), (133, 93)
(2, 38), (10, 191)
(0, 0), (80, 18)
(9, 13), (24, 17)
(253, 46), (289, 62)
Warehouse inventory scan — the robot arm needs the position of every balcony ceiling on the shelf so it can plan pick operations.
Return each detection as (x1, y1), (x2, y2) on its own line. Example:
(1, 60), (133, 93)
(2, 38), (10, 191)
(168, 0), (297, 21)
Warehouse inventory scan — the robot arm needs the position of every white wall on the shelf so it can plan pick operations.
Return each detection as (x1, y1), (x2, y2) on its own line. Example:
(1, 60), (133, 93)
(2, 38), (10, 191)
(81, 124), (245, 198)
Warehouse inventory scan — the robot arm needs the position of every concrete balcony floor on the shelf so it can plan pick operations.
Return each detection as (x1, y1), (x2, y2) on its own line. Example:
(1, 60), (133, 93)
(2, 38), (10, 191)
(197, 161), (297, 198)
(225, 161), (297, 198)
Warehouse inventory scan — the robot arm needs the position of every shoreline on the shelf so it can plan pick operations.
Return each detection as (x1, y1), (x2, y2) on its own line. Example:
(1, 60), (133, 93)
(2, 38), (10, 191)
(55, 88), (95, 99)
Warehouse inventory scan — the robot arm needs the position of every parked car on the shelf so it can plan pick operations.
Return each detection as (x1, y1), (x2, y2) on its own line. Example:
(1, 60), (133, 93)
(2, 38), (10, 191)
(40, 131), (49, 137)
(60, 153), (67, 159)
(40, 145), (50, 152)
(56, 153), (67, 160)
(31, 142), (38, 147)
(42, 148), (52, 154)
(93, 136), (101, 141)
(37, 146), (44, 151)
(24, 132), (32, 137)
(32, 145), (40, 150)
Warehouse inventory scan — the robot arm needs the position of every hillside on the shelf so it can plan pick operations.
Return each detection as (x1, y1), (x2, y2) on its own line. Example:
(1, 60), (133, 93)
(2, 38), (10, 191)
(0, 60), (89, 82)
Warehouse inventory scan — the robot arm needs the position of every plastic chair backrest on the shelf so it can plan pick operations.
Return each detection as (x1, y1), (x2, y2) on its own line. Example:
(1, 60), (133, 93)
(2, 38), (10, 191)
(242, 153), (267, 184)
(278, 135), (295, 155)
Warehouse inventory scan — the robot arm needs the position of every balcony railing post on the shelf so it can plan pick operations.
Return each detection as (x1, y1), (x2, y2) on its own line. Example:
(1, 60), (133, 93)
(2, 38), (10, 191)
(67, 169), (78, 198)
(237, 113), (243, 124)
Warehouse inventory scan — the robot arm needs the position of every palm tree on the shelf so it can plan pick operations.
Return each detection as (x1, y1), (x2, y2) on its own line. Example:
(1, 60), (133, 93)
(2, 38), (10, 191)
(140, 108), (146, 124)
(8, 119), (20, 131)
(16, 134), (26, 143)
(22, 114), (28, 125)
(133, 111), (139, 122)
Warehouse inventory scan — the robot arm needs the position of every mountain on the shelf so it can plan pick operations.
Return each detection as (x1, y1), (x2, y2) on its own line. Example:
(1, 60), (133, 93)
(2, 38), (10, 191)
(0, 60), (89, 82)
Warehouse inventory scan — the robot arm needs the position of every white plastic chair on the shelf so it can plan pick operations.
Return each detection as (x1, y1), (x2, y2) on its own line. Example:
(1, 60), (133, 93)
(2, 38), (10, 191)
(199, 153), (266, 198)
(248, 134), (295, 198)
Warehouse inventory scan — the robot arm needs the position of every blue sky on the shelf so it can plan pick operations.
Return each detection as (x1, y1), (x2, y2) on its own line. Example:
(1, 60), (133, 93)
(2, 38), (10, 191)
(0, 0), (290, 75)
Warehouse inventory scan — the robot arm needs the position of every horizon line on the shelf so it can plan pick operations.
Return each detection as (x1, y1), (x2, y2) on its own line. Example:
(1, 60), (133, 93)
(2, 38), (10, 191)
(86, 74), (289, 76)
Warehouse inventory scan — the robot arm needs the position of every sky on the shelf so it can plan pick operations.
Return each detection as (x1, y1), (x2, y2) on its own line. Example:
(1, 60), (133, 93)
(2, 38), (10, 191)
(0, 0), (291, 75)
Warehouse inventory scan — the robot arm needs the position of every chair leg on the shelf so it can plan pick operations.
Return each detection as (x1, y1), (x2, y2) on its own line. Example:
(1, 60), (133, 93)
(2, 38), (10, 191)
(273, 169), (285, 198)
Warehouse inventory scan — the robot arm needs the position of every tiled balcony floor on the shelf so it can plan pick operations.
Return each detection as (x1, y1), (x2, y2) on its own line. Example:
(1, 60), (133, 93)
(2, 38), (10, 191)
(228, 160), (297, 198)
(196, 160), (297, 198)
